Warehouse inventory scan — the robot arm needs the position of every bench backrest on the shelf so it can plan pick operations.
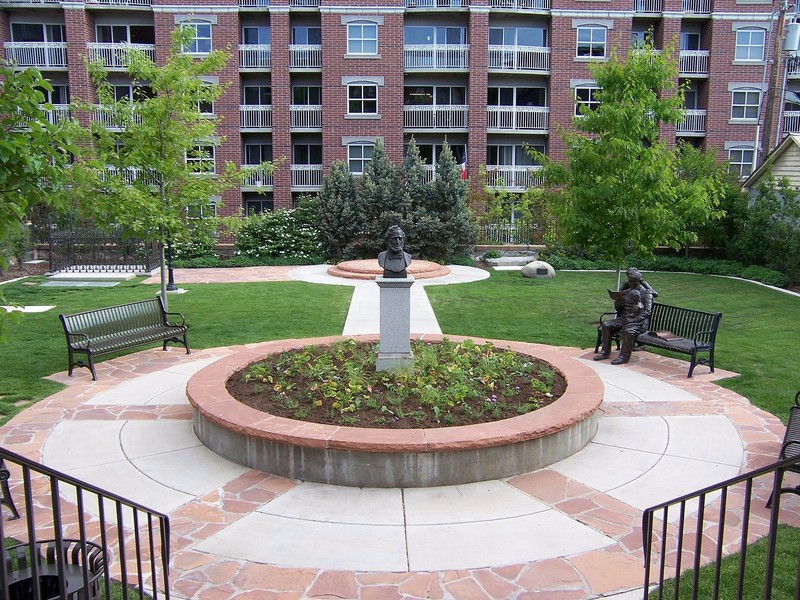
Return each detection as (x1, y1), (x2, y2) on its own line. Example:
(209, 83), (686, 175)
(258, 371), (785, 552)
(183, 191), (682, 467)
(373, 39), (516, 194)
(649, 302), (722, 341)
(60, 298), (167, 338)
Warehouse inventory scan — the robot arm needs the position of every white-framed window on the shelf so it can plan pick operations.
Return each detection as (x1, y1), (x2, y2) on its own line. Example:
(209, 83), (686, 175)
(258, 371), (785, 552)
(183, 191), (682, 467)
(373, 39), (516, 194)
(489, 27), (547, 47)
(186, 144), (215, 173)
(244, 193), (274, 215)
(96, 25), (154, 44)
(112, 84), (153, 102)
(727, 146), (754, 178)
(244, 143), (273, 165)
(293, 86), (321, 105)
(187, 202), (218, 219)
(487, 144), (540, 167)
(182, 21), (212, 54)
(347, 22), (378, 55)
(576, 26), (606, 58)
(731, 89), (760, 120)
(348, 143), (374, 174)
(412, 143), (467, 167)
(293, 143), (322, 165)
(292, 26), (321, 45)
(575, 86), (600, 115)
(11, 23), (64, 43)
(630, 29), (652, 49)
(404, 86), (465, 105)
(489, 87), (546, 107)
(680, 31), (700, 51)
(348, 84), (377, 115)
(735, 28), (765, 61)
(404, 26), (466, 45)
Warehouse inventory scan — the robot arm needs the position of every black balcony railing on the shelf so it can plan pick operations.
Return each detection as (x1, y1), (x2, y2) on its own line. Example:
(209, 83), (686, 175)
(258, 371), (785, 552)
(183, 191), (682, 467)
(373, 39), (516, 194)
(642, 455), (800, 599)
(0, 446), (171, 600)
(48, 225), (160, 274)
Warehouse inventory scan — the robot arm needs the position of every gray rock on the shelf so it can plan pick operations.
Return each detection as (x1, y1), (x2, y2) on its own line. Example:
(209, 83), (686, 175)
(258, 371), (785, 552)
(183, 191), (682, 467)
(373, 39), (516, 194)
(521, 260), (555, 279)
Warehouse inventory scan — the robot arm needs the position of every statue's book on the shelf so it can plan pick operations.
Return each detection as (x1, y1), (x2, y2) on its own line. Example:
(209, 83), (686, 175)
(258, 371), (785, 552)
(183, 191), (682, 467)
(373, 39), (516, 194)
(607, 289), (625, 301)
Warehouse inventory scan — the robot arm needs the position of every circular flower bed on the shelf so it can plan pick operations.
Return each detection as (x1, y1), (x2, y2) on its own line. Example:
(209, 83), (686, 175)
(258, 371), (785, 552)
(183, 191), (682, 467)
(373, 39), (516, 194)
(226, 338), (566, 429)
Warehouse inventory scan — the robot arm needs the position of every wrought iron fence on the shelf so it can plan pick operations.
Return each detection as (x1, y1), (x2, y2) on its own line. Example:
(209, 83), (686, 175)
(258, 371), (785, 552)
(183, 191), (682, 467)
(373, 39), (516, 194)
(48, 226), (160, 274)
(642, 456), (800, 599)
(478, 219), (551, 245)
(0, 447), (171, 600)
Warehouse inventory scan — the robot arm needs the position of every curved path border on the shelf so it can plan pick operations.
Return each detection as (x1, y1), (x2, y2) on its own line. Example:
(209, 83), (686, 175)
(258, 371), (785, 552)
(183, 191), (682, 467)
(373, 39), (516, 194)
(188, 335), (604, 487)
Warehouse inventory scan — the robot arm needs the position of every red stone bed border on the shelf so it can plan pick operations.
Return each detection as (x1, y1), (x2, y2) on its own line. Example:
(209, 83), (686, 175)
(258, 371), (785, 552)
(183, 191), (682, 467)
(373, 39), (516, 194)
(187, 334), (604, 487)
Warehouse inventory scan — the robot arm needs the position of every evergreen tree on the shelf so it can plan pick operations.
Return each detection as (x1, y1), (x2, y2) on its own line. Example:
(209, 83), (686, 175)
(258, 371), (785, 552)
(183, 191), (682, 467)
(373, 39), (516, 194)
(414, 142), (478, 260)
(400, 138), (429, 256)
(316, 160), (360, 260)
(357, 139), (411, 255)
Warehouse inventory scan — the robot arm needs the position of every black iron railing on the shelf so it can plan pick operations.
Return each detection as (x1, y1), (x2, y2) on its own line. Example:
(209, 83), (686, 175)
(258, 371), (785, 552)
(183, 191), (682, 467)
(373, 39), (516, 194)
(642, 456), (800, 600)
(478, 219), (554, 245)
(0, 447), (170, 600)
(48, 226), (160, 274)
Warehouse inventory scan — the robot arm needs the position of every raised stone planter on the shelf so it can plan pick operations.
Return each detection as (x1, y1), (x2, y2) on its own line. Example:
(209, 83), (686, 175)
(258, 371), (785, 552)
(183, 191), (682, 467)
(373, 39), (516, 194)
(187, 335), (604, 488)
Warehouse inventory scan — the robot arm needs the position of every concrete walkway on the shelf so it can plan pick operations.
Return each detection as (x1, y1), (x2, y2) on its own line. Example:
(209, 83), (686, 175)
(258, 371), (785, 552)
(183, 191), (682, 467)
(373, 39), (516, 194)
(0, 265), (795, 599)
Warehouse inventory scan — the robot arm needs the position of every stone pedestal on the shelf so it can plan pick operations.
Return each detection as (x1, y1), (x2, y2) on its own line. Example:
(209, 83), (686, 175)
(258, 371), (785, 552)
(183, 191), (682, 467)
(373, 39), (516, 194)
(376, 276), (414, 372)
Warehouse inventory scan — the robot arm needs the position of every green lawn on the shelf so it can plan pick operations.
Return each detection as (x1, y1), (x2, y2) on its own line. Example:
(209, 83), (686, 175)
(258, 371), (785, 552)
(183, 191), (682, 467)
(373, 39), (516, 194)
(0, 278), (352, 423)
(0, 268), (798, 424)
(427, 270), (800, 424)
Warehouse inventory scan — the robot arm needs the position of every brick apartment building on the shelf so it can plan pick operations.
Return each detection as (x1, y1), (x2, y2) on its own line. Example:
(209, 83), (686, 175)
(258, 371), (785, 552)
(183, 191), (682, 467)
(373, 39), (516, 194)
(1, 0), (799, 220)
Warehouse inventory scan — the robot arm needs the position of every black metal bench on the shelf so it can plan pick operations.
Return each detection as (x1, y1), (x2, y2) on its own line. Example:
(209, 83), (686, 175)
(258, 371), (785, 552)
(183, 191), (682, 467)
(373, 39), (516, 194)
(595, 302), (722, 377)
(59, 297), (190, 380)
(767, 391), (800, 507)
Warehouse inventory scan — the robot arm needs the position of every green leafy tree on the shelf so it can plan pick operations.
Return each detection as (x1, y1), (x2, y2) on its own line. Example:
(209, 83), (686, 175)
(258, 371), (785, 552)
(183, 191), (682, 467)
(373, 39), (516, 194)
(413, 142), (478, 260)
(316, 160), (361, 260)
(533, 41), (722, 281)
(77, 27), (272, 304)
(357, 138), (411, 255)
(0, 61), (80, 338)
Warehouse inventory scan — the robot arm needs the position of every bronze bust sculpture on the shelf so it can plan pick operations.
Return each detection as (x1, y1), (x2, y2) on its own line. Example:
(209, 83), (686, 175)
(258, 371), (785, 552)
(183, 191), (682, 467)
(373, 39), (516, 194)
(378, 225), (412, 278)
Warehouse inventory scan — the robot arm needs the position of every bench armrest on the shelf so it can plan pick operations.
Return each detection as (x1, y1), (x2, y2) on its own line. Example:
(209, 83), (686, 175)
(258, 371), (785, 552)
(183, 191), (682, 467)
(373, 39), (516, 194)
(781, 439), (800, 460)
(598, 312), (617, 325)
(795, 390), (800, 408)
(66, 332), (90, 346)
(692, 329), (716, 346)
(165, 310), (186, 327)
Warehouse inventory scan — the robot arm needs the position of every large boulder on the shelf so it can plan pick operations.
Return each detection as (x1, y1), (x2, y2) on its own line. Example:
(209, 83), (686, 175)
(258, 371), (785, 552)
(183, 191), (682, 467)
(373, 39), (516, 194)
(521, 260), (555, 279)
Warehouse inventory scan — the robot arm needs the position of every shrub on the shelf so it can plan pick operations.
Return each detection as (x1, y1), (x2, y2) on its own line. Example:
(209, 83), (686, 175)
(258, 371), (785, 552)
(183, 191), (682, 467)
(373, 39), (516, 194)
(172, 221), (217, 261)
(235, 204), (322, 262)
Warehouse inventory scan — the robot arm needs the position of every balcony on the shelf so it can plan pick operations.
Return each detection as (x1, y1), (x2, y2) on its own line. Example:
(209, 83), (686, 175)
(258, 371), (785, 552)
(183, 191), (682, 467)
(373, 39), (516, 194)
(485, 165), (543, 190)
(633, 0), (661, 13)
(788, 60), (800, 79)
(679, 50), (709, 76)
(87, 43), (156, 69)
(239, 44), (271, 69)
(86, 0), (152, 5)
(404, 0), (470, 7)
(487, 106), (549, 131)
(240, 0), (269, 5)
(0, 0), (60, 3)
(43, 104), (71, 125)
(291, 164), (323, 190)
(676, 109), (706, 135)
(240, 105), (272, 130)
(403, 105), (468, 129)
(92, 105), (142, 130)
(289, 45), (322, 68)
(404, 45), (469, 70)
(290, 105), (322, 129)
(489, 0), (550, 9)
(488, 45), (550, 71)
(681, 0), (711, 14)
(290, 0), (319, 6)
(104, 166), (158, 186)
(784, 111), (800, 134)
(241, 165), (274, 189)
(3, 42), (67, 69)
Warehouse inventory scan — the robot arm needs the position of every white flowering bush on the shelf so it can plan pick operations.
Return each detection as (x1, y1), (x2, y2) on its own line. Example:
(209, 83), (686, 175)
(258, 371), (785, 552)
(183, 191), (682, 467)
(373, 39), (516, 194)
(235, 205), (323, 262)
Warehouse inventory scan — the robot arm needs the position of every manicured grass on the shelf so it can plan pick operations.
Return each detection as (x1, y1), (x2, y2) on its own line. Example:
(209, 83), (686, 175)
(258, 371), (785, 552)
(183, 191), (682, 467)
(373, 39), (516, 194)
(427, 270), (800, 424)
(0, 278), (352, 423)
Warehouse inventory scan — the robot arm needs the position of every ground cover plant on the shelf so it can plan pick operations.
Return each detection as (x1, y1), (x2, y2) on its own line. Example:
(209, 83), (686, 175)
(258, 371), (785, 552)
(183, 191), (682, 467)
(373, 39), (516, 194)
(226, 337), (565, 428)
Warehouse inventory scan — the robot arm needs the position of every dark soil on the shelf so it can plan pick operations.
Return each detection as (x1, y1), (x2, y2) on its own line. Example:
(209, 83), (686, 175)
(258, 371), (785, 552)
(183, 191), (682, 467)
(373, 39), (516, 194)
(0, 263), (48, 283)
(226, 342), (567, 429)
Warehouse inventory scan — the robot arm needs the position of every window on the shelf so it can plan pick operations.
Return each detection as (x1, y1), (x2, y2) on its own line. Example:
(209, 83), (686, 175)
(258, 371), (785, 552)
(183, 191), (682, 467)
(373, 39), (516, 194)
(785, 89), (800, 112)
(488, 87), (546, 107)
(186, 145), (215, 173)
(96, 25), (154, 44)
(293, 143), (322, 165)
(348, 84), (377, 114)
(242, 26), (270, 45)
(728, 147), (754, 178)
(243, 85), (272, 105)
(683, 86), (698, 110)
(11, 23), (64, 42)
(187, 202), (217, 219)
(413, 143), (466, 167)
(40, 85), (69, 105)
(489, 27), (547, 47)
(735, 28), (765, 61)
(731, 89), (760, 120)
(404, 26), (466, 45)
(575, 86), (600, 115)
(293, 86), (322, 105)
(244, 143), (273, 165)
(404, 86), (466, 105)
(245, 193), (274, 214)
(182, 21), (212, 54)
(487, 145), (537, 166)
(348, 143), (373, 173)
(681, 31), (700, 51)
(292, 27), (321, 45)
(111, 85), (153, 102)
(576, 26), (606, 58)
(631, 30), (651, 49)
(348, 23), (377, 55)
